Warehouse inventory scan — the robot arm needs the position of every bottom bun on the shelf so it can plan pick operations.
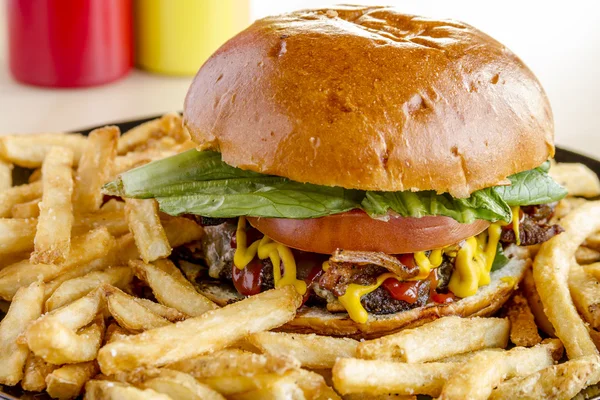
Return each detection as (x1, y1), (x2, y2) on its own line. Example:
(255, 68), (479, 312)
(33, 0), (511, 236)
(192, 245), (531, 339)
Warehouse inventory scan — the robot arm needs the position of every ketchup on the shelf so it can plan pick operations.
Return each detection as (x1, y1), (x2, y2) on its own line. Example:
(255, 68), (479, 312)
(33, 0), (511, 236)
(232, 258), (263, 296)
(382, 278), (421, 304)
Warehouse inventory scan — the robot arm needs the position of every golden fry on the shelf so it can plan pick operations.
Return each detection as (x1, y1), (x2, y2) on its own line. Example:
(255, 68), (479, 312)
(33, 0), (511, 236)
(125, 199), (171, 263)
(0, 158), (13, 191)
(46, 361), (99, 400)
(31, 146), (74, 264)
(0, 180), (42, 218)
(0, 133), (87, 168)
(21, 353), (56, 391)
(0, 217), (36, 254)
(11, 198), (41, 218)
(504, 289), (542, 346)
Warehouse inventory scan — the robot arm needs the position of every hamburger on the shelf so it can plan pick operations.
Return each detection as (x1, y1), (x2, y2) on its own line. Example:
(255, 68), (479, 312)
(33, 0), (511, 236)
(105, 5), (567, 338)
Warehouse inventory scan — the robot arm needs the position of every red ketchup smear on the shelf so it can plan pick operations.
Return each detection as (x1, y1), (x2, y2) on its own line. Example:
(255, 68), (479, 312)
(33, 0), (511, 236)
(232, 258), (263, 296)
(384, 253), (456, 304)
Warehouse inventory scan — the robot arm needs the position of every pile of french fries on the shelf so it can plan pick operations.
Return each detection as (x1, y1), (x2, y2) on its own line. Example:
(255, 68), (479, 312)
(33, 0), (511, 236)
(1, 114), (600, 399)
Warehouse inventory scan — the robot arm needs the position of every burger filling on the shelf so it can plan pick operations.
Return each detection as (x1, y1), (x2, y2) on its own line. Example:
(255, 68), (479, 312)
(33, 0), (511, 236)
(105, 150), (568, 324)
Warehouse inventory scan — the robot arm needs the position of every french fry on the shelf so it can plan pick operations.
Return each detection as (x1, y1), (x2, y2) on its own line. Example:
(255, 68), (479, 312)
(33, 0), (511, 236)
(21, 353), (56, 391)
(125, 199), (171, 263)
(166, 348), (300, 378)
(570, 262), (600, 329)
(343, 395), (415, 400)
(131, 260), (217, 316)
(101, 198), (125, 212)
(586, 232), (600, 251)
(0, 158), (13, 191)
(153, 258), (196, 290)
(332, 359), (455, 396)
(585, 262), (600, 281)
(550, 162), (600, 198)
(104, 285), (172, 332)
(97, 286), (302, 374)
(0, 228), (115, 300)
(504, 289), (542, 346)
(0, 281), (45, 385)
(28, 167), (42, 183)
(577, 246), (600, 265)
(31, 146), (74, 264)
(26, 289), (105, 364)
(521, 267), (555, 336)
(72, 210), (130, 237)
(84, 380), (172, 400)
(11, 198), (40, 218)
(44, 256), (114, 298)
(0, 180), (42, 217)
(356, 316), (509, 363)
(0, 217), (36, 254)
(229, 376), (305, 400)
(117, 113), (183, 155)
(73, 126), (119, 214)
(105, 322), (131, 344)
(128, 368), (225, 400)
(130, 297), (187, 322)
(490, 355), (600, 400)
(434, 348), (504, 363)
(112, 149), (178, 179)
(0, 133), (87, 168)
(46, 361), (99, 400)
(533, 201), (600, 358)
(438, 340), (560, 400)
(46, 266), (133, 311)
(291, 369), (342, 400)
(248, 332), (358, 369)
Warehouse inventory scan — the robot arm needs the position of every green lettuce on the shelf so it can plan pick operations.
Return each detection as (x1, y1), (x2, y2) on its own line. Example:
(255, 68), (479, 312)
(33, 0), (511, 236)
(104, 150), (567, 223)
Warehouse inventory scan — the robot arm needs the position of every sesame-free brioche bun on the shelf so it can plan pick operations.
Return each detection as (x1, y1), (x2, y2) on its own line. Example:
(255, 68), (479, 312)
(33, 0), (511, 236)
(184, 5), (554, 198)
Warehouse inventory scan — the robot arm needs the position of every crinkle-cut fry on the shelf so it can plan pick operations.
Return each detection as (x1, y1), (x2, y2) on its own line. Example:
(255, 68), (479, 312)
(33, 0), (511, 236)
(26, 289), (105, 364)
(577, 246), (600, 265)
(0, 281), (45, 385)
(72, 210), (130, 237)
(0, 158), (13, 191)
(103, 284), (172, 332)
(521, 267), (555, 336)
(570, 261), (600, 329)
(438, 340), (560, 400)
(248, 331), (358, 369)
(0, 133), (87, 168)
(125, 198), (171, 263)
(0, 180), (42, 218)
(11, 198), (41, 218)
(31, 146), (74, 264)
(166, 348), (300, 378)
(490, 355), (600, 400)
(550, 162), (600, 198)
(131, 260), (217, 316)
(0, 217), (36, 254)
(46, 361), (99, 400)
(73, 126), (119, 214)
(46, 266), (133, 311)
(505, 289), (542, 346)
(84, 380), (172, 400)
(356, 316), (509, 363)
(534, 201), (600, 358)
(98, 286), (302, 375)
(332, 358), (455, 397)
(127, 368), (225, 400)
(21, 353), (56, 391)
(0, 228), (115, 300)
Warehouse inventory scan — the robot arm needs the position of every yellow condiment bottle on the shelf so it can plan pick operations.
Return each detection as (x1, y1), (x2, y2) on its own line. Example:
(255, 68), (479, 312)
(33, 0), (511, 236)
(135, 0), (250, 75)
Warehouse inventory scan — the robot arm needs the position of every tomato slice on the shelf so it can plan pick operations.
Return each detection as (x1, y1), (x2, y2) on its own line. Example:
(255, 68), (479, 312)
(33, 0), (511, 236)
(248, 210), (489, 254)
(232, 258), (263, 296)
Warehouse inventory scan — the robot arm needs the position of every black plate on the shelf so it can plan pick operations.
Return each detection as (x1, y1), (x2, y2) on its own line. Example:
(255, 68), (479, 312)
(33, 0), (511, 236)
(1, 115), (599, 400)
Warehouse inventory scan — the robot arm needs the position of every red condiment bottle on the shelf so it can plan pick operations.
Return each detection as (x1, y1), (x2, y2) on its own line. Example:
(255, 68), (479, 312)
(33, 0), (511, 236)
(7, 0), (133, 87)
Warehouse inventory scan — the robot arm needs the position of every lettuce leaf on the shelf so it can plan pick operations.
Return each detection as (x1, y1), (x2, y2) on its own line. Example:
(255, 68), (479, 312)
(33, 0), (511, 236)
(104, 150), (567, 222)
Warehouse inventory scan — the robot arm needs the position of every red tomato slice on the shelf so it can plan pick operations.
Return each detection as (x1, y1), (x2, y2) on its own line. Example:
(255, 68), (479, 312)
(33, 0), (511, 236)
(248, 210), (489, 254)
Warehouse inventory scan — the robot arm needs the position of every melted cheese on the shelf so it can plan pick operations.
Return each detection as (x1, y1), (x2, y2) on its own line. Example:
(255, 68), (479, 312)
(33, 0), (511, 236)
(512, 206), (521, 246)
(448, 223), (502, 298)
(233, 217), (307, 295)
(338, 273), (397, 324)
(413, 249), (443, 279)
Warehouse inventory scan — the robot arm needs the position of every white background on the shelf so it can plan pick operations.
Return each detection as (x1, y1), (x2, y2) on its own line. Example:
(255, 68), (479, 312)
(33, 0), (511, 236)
(0, 1), (599, 158)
